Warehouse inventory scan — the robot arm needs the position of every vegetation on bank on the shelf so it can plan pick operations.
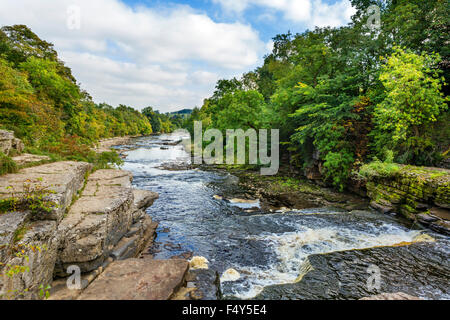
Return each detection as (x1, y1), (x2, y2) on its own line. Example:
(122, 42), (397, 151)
(182, 0), (449, 191)
(0, 152), (18, 175)
(0, 25), (186, 169)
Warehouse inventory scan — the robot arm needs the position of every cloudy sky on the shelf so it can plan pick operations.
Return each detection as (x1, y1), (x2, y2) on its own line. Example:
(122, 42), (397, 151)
(0, 0), (355, 112)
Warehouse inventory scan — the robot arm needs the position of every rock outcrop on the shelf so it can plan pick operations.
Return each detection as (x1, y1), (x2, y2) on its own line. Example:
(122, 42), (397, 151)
(0, 162), (92, 299)
(11, 154), (51, 167)
(0, 162), (159, 300)
(0, 161), (92, 222)
(0, 130), (24, 156)
(55, 170), (159, 276)
(365, 166), (450, 235)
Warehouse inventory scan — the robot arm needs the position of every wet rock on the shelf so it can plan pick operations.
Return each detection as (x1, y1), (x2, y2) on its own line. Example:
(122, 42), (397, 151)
(370, 201), (394, 214)
(157, 162), (193, 171)
(429, 220), (450, 236)
(365, 165), (450, 235)
(417, 213), (439, 224)
(78, 259), (189, 300)
(256, 242), (449, 300)
(187, 269), (221, 300)
(429, 207), (450, 220)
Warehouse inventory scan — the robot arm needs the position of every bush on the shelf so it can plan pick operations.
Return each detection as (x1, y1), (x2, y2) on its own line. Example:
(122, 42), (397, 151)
(92, 151), (124, 170)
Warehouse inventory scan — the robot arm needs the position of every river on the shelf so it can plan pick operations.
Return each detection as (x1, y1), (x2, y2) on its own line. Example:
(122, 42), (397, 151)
(118, 133), (450, 300)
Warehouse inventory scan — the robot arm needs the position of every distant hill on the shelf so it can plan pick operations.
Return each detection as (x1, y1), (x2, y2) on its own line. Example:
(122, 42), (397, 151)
(170, 109), (193, 116)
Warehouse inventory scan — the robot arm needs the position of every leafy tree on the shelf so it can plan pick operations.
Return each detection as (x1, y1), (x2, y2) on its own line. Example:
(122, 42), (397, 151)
(374, 47), (448, 154)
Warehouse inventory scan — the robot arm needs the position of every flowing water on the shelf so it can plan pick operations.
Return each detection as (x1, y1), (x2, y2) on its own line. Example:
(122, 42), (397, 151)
(119, 134), (450, 300)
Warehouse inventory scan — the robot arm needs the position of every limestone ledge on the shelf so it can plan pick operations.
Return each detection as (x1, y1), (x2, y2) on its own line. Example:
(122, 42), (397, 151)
(365, 165), (450, 235)
(0, 161), (159, 300)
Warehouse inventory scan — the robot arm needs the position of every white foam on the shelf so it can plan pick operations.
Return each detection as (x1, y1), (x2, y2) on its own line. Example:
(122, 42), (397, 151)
(225, 224), (423, 299)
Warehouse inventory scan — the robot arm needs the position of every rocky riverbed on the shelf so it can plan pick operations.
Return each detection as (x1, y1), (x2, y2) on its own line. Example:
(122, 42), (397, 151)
(117, 134), (449, 300)
(1, 131), (449, 300)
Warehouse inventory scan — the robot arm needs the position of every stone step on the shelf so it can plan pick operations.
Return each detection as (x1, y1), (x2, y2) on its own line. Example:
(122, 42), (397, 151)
(77, 259), (189, 300)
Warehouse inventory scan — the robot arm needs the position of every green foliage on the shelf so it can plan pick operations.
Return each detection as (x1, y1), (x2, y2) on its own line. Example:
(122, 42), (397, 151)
(323, 152), (355, 191)
(142, 106), (179, 133)
(0, 151), (17, 175)
(0, 179), (58, 215)
(359, 150), (402, 179)
(375, 47), (448, 142)
(181, 0), (449, 190)
(0, 25), (153, 161)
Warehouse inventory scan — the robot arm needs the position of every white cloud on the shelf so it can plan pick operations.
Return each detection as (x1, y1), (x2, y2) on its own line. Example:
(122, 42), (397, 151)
(0, 0), (267, 111)
(213, 0), (355, 28)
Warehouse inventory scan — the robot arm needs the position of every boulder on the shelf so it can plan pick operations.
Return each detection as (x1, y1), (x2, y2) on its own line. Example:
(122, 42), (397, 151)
(0, 130), (14, 156)
(0, 130), (24, 156)
(78, 259), (189, 300)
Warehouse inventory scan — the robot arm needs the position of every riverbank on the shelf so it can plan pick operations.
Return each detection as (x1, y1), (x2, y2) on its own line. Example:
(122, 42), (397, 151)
(196, 163), (450, 236)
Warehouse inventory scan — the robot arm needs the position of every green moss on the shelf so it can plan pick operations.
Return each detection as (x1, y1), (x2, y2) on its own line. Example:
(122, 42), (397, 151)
(399, 204), (417, 220)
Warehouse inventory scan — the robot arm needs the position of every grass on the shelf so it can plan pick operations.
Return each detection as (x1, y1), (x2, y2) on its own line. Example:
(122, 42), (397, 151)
(358, 160), (401, 179)
(0, 151), (18, 176)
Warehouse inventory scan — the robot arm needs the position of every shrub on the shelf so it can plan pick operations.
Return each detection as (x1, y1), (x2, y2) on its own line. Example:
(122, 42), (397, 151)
(359, 160), (401, 179)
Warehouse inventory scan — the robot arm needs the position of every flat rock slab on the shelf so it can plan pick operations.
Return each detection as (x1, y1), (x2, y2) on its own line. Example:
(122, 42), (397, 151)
(0, 161), (92, 221)
(78, 259), (189, 300)
(12, 154), (51, 166)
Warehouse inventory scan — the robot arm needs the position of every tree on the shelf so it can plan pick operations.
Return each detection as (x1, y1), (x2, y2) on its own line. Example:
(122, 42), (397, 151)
(375, 47), (448, 142)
